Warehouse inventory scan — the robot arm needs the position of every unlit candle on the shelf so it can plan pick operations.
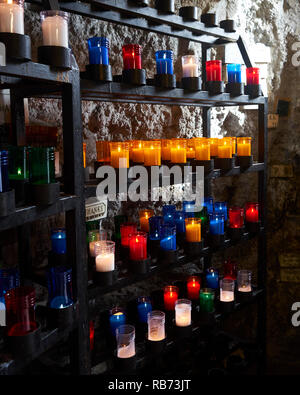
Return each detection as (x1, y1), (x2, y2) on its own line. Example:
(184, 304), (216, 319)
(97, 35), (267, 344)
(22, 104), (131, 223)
(42, 15), (68, 47)
(0, 2), (24, 34)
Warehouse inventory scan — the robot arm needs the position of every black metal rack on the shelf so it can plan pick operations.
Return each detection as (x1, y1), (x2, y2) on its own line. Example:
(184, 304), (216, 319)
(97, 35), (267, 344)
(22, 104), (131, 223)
(0, 0), (267, 376)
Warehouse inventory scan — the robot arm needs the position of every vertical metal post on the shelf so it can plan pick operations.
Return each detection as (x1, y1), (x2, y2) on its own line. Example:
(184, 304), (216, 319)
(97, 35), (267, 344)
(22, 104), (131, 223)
(62, 71), (90, 375)
(257, 98), (268, 374)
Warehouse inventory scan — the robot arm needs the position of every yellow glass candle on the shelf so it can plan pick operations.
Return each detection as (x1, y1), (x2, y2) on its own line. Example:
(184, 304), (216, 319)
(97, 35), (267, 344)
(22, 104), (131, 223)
(139, 209), (154, 232)
(170, 139), (187, 163)
(143, 141), (161, 166)
(237, 137), (251, 156)
(231, 137), (237, 155)
(83, 143), (86, 168)
(186, 139), (195, 159)
(110, 142), (129, 168)
(161, 139), (171, 161)
(195, 140), (210, 161)
(218, 139), (232, 158)
(96, 141), (110, 163)
(132, 140), (144, 163)
(209, 138), (219, 157)
(185, 218), (201, 242)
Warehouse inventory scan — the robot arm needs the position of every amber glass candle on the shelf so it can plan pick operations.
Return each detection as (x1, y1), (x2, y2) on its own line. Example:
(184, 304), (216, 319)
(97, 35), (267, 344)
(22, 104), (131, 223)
(195, 140), (210, 161)
(110, 142), (129, 168)
(132, 140), (144, 163)
(186, 139), (195, 159)
(231, 137), (237, 155)
(218, 139), (232, 158)
(139, 209), (154, 232)
(237, 137), (251, 156)
(209, 138), (219, 157)
(96, 141), (110, 163)
(83, 143), (87, 168)
(185, 218), (201, 242)
(161, 139), (171, 161)
(143, 141), (161, 166)
(170, 139), (187, 163)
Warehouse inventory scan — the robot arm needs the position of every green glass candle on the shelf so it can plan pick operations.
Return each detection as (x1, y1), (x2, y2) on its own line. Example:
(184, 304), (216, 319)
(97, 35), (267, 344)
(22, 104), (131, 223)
(195, 206), (209, 228)
(8, 146), (29, 180)
(199, 288), (215, 313)
(29, 147), (55, 185)
(114, 214), (128, 240)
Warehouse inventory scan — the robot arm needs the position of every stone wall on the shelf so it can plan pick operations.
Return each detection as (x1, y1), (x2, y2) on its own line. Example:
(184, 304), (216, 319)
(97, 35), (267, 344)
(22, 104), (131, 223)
(23, 0), (300, 373)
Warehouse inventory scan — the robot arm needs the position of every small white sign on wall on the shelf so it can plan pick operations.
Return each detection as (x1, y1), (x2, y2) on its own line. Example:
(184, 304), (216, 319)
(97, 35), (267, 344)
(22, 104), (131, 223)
(85, 197), (107, 222)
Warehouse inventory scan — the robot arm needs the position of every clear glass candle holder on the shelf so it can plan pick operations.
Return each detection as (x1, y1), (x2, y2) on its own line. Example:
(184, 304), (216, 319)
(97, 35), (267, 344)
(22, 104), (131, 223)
(147, 310), (165, 341)
(175, 299), (192, 327)
(40, 10), (69, 48)
(220, 278), (235, 302)
(182, 55), (199, 78)
(116, 324), (136, 359)
(94, 241), (115, 272)
(0, 0), (24, 34)
(237, 270), (252, 292)
(88, 229), (107, 257)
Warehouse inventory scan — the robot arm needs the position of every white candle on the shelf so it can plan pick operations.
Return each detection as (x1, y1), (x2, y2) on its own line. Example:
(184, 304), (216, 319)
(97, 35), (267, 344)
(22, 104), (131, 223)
(238, 285), (252, 293)
(95, 252), (114, 272)
(42, 15), (68, 48)
(182, 62), (198, 78)
(220, 290), (234, 302)
(117, 343), (135, 359)
(148, 321), (165, 341)
(175, 304), (191, 327)
(0, 2), (24, 34)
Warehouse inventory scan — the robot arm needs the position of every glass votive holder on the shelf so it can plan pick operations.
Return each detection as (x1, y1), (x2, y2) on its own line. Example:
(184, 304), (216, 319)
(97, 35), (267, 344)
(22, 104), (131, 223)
(128, 232), (147, 261)
(174, 210), (185, 233)
(245, 202), (260, 223)
(227, 63), (242, 83)
(214, 201), (228, 221)
(149, 216), (163, 241)
(203, 196), (214, 215)
(187, 276), (201, 300)
(110, 142), (129, 169)
(122, 44), (142, 70)
(110, 307), (126, 335)
(116, 324), (136, 359)
(164, 285), (179, 311)
(131, 140), (144, 163)
(137, 296), (152, 323)
(94, 240), (115, 273)
(217, 139), (233, 158)
(47, 266), (73, 309)
(183, 200), (195, 217)
(8, 146), (29, 180)
(156, 50), (174, 75)
(0, 150), (9, 194)
(185, 218), (201, 243)
(181, 55), (199, 78)
(195, 140), (211, 161)
(206, 60), (222, 81)
(163, 204), (176, 224)
(114, 214), (128, 240)
(206, 267), (219, 289)
(209, 138), (219, 157)
(96, 141), (110, 163)
(237, 270), (252, 293)
(246, 67), (260, 85)
(161, 139), (171, 161)
(120, 223), (137, 247)
(87, 37), (109, 65)
(29, 147), (55, 185)
(51, 228), (66, 255)
(160, 224), (176, 251)
(139, 209), (154, 232)
(228, 207), (244, 229)
(0, 0), (24, 34)
(186, 139), (195, 159)
(220, 278), (235, 302)
(223, 259), (238, 280)
(143, 141), (161, 166)
(209, 213), (225, 235)
(147, 310), (165, 341)
(199, 288), (215, 313)
(170, 139), (187, 163)
(237, 137), (252, 156)
(40, 10), (69, 48)
(175, 299), (192, 327)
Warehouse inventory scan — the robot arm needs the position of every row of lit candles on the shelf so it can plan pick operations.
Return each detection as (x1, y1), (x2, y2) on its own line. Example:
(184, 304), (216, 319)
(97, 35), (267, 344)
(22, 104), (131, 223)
(92, 137), (252, 168)
(109, 269), (252, 359)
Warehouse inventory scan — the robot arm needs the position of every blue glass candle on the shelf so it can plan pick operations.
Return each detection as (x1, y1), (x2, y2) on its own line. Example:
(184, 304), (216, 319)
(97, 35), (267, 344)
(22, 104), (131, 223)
(137, 296), (152, 323)
(209, 213), (225, 235)
(227, 64), (242, 83)
(175, 211), (185, 233)
(183, 201), (195, 218)
(149, 216), (163, 241)
(206, 268), (219, 289)
(51, 228), (67, 254)
(160, 224), (176, 251)
(0, 150), (9, 193)
(0, 268), (20, 305)
(214, 201), (228, 221)
(203, 197), (214, 215)
(88, 37), (109, 65)
(155, 50), (174, 75)
(163, 205), (176, 224)
(109, 307), (126, 335)
(47, 266), (73, 309)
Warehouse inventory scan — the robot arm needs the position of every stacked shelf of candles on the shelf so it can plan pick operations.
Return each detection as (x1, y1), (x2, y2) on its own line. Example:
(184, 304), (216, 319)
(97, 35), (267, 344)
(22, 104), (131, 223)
(87, 199), (261, 287)
(91, 136), (254, 175)
(0, 146), (60, 217)
(97, 263), (255, 373)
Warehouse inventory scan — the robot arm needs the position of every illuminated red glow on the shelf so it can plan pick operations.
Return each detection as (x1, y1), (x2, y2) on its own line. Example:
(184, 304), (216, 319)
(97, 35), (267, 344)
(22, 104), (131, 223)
(187, 276), (201, 300)
(229, 207), (244, 229)
(223, 259), (238, 281)
(164, 285), (179, 311)
(122, 44), (142, 70)
(206, 60), (222, 81)
(245, 202), (260, 223)
(246, 67), (260, 85)
(120, 223), (137, 247)
(128, 232), (147, 261)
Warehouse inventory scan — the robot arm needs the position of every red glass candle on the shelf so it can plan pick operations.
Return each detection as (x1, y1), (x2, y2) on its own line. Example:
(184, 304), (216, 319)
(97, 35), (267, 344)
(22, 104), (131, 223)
(187, 276), (201, 300)
(122, 44), (142, 70)
(223, 259), (237, 280)
(128, 231), (147, 261)
(164, 285), (179, 311)
(229, 207), (244, 229)
(89, 320), (95, 351)
(5, 286), (37, 336)
(120, 223), (137, 247)
(245, 202), (259, 223)
(206, 60), (222, 81)
(246, 67), (260, 85)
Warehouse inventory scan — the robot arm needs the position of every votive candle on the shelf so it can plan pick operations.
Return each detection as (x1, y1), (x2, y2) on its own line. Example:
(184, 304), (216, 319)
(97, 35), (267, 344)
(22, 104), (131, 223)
(175, 299), (191, 327)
